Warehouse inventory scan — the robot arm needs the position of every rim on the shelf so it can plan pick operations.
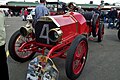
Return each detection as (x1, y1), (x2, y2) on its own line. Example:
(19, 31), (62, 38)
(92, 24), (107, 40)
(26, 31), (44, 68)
(14, 34), (34, 58)
(72, 40), (87, 75)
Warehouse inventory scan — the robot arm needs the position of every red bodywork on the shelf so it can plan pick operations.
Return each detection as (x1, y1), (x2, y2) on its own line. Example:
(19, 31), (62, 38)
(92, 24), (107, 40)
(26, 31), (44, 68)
(18, 12), (90, 59)
(52, 12), (88, 37)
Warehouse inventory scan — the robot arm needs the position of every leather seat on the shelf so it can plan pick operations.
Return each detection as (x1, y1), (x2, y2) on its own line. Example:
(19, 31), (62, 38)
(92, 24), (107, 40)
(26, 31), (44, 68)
(82, 11), (95, 23)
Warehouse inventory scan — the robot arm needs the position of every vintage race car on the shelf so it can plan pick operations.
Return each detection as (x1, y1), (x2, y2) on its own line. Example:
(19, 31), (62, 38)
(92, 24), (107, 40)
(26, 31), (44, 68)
(8, 8), (104, 80)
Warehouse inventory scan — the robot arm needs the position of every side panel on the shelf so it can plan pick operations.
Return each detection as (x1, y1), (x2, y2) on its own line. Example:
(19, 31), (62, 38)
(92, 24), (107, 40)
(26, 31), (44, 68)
(60, 23), (77, 39)
(72, 13), (89, 35)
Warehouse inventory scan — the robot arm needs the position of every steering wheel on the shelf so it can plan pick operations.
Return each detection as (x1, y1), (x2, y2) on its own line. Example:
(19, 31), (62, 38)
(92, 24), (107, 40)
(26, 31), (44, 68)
(68, 2), (77, 11)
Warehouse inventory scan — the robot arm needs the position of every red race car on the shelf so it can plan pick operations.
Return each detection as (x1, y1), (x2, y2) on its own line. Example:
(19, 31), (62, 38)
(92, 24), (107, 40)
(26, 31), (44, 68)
(8, 7), (104, 80)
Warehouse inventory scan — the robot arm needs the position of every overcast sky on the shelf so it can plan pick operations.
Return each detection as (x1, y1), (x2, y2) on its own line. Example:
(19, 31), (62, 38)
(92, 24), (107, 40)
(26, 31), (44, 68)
(1, 0), (120, 4)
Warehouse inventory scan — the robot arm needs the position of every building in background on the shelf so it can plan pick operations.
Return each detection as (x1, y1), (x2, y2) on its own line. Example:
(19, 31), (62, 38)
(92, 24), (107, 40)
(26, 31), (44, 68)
(0, 1), (120, 16)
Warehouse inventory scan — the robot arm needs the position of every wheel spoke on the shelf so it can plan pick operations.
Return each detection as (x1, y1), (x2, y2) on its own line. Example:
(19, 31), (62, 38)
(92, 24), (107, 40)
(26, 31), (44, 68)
(73, 60), (82, 70)
(74, 41), (86, 60)
(14, 35), (34, 58)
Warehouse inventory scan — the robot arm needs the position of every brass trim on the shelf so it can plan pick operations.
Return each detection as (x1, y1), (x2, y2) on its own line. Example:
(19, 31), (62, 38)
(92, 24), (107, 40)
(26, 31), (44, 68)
(70, 15), (79, 32)
(38, 16), (53, 22)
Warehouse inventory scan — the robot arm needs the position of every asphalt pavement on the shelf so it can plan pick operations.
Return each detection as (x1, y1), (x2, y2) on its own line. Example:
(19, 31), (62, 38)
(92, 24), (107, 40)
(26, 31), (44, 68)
(5, 17), (120, 80)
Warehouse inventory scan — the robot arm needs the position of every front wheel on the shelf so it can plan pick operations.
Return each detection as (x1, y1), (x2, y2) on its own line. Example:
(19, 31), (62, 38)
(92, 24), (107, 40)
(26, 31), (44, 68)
(118, 29), (120, 40)
(8, 30), (35, 62)
(65, 35), (88, 80)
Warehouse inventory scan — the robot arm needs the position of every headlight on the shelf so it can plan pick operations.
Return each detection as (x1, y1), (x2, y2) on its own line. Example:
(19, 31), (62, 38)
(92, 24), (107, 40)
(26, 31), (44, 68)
(20, 25), (33, 37)
(48, 28), (63, 42)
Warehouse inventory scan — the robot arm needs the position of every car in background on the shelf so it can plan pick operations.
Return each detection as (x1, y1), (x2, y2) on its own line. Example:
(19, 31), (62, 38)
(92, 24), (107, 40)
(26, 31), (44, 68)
(21, 7), (35, 21)
(26, 8), (35, 21)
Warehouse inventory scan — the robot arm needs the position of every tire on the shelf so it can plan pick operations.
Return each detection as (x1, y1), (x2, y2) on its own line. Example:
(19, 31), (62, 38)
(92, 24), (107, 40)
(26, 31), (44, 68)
(118, 29), (120, 40)
(116, 22), (119, 29)
(65, 35), (88, 80)
(92, 13), (99, 37)
(98, 22), (104, 42)
(8, 30), (35, 62)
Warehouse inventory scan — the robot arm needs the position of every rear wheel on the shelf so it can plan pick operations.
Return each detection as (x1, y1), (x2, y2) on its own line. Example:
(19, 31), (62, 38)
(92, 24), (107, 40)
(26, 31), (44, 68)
(98, 22), (104, 42)
(8, 30), (35, 62)
(92, 14), (99, 37)
(65, 35), (88, 80)
(118, 29), (120, 40)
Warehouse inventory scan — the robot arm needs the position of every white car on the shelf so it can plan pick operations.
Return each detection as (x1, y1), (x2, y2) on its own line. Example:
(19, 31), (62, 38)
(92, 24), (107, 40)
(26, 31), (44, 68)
(26, 8), (35, 21)
(30, 8), (35, 16)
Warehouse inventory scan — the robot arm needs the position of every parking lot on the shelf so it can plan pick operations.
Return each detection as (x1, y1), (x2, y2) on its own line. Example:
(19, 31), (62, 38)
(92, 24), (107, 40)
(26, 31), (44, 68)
(5, 17), (120, 80)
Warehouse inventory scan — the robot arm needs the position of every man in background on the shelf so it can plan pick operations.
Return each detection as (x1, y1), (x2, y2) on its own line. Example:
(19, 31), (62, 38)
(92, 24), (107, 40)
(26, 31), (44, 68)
(0, 10), (9, 80)
(108, 8), (118, 29)
(33, 0), (49, 27)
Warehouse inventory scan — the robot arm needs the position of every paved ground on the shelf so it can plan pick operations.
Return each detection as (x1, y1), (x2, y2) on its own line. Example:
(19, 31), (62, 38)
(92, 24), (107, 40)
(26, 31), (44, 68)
(5, 17), (120, 80)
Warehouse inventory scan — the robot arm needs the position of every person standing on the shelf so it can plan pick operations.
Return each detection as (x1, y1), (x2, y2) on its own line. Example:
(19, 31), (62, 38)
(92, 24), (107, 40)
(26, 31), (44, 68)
(24, 8), (28, 21)
(113, 8), (118, 20)
(108, 8), (114, 29)
(33, 0), (49, 27)
(0, 10), (9, 80)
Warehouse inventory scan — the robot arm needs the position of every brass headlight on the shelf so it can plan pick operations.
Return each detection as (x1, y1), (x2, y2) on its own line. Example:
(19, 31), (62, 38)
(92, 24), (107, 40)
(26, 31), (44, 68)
(48, 28), (63, 42)
(20, 25), (33, 37)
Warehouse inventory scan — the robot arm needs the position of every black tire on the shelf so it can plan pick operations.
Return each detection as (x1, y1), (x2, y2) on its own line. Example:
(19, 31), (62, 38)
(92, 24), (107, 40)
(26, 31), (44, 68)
(116, 22), (119, 29)
(65, 35), (88, 80)
(8, 30), (35, 62)
(92, 13), (99, 37)
(118, 29), (120, 40)
(98, 22), (104, 42)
